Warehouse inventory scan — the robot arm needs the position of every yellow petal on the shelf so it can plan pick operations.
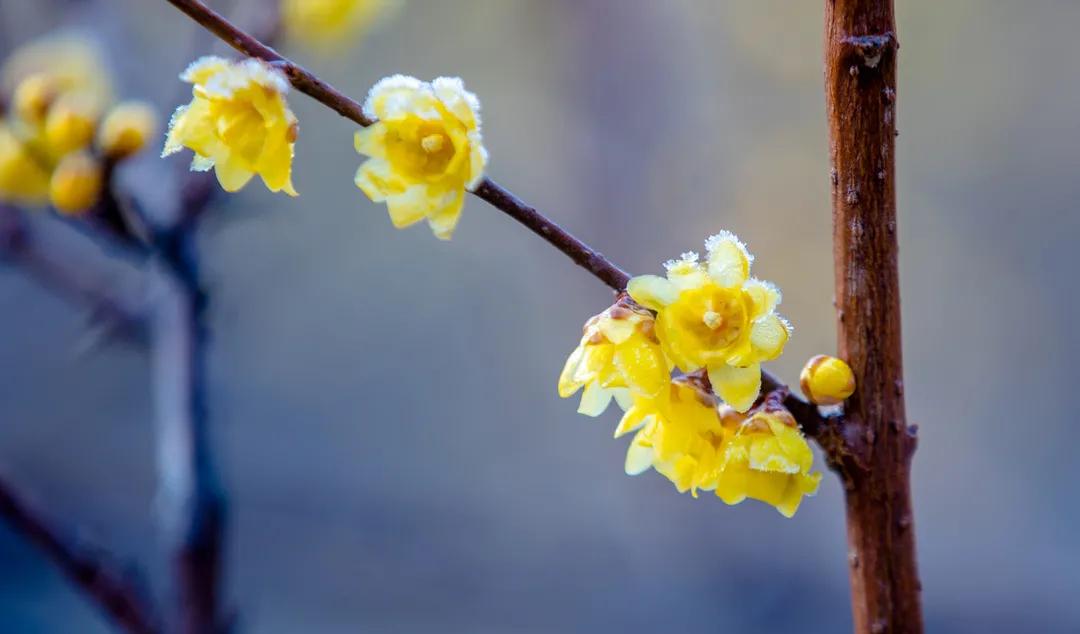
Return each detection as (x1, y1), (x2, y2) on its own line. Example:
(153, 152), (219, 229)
(625, 437), (655, 475)
(744, 278), (781, 318)
(614, 406), (649, 438)
(354, 125), (387, 159)
(578, 381), (613, 417)
(707, 362), (761, 412)
(558, 344), (586, 398)
(613, 335), (669, 397)
(705, 231), (751, 288)
(385, 186), (433, 229)
(626, 274), (678, 310)
(355, 158), (405, 202)
(214, 156), (255, 192)
(749, 314), (791, 361)
(427, 189), (465, 240)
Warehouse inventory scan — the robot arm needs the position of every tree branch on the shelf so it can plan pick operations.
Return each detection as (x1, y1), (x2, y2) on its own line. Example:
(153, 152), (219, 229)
(0, 204), (148, 340)
(0, 473), (161, 634)
(824, 0), (923, 631)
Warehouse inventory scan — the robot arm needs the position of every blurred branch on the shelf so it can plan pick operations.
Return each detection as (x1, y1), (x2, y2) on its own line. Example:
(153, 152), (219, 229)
(149, 226), (225, 634)
(0, 204), (147, 340)
(0, 473), (161, 634)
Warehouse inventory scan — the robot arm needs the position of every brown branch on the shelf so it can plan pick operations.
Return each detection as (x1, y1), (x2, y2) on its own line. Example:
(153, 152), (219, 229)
(0, 473), (161, 634)
(824, 1), (922, 632)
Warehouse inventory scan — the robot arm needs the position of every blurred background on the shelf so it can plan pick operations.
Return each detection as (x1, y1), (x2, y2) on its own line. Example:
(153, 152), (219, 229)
(2, 0), (1079, 632)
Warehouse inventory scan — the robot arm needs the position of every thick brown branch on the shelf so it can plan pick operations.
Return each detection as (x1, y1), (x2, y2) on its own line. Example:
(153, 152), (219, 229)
(824, 0), (922, 632)
(0, 473), (160, 634)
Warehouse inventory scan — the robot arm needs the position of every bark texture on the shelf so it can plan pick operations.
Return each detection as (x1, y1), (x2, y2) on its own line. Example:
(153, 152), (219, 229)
(823, 1), (924, 632)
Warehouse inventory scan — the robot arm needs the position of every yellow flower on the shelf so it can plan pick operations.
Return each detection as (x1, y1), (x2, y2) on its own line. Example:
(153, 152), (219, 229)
(49, 151), (102, 215)
(711, 408), (821, 518)
(1, 34), (113, 120)
(354, 75), (487, 240)
(98, 101), (157, 160)
(43, 95), (98, 156)
(282, 0), (401, 49)
(627, 232), (791, 412)
(619, 377), (727, 495)
(800, 354), (856, 405)
(558, 298), (670, 416)
(163, 56), (298, 196)
(0, 122), (50, 204)
(11, 74), (57, 126)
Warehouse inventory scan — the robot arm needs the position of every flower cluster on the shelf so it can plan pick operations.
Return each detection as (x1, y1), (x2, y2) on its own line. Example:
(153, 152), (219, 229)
(354, 75), (487, 240)
(559, 233), (817, 515)
(619, 377), (820, 517)
(0, 35), (156, 214)
(163, 57), (298, 196)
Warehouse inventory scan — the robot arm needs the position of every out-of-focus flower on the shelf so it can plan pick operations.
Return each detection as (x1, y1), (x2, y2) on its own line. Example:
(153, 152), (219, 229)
(163, 56), (298, 196)
(43, 96), (98, 156)
(2, 34), (113, 118)
(49, 151), (102, 215)
(0, 123), (50, 204)
(559, 297), (670, 417)
(354, 75), (487, 240)
(98, 102), (157, 160)
(282, 0), (402, 49)
(627, 232), (791, 412)
(619, 376), (727, 495)
(711, 407), (821, 518)
(800, 354), (856, 405)
(11, 73), (57, 126)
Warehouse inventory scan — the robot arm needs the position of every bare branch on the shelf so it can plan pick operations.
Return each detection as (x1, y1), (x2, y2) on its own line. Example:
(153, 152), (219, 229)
(0, 473), (161, 634)
(0, 204), (148, 339)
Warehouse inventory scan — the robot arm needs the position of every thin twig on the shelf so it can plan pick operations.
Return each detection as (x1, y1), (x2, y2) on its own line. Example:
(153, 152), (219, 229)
(0, 473), (161, 634)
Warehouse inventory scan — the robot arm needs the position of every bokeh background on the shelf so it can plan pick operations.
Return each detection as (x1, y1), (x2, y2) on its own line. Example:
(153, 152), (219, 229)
(2, 0), (1079, 632)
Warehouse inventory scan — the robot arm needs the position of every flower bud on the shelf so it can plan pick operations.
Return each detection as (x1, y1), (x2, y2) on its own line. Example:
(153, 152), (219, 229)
(98, 101), (156, 159)
(44, 97), (97, 155)
(12, 73), (57, 125)
(800, 355), (856, 406)
(49, 151), (102, 215)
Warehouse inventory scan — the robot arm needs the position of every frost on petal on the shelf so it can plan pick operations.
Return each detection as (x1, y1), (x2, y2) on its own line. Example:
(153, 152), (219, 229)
(744, 278), (782, 318)
(433, 76), (482, 129)
(180, 56), (230, 84)
(705, 230), (752, 288)
(749, 314), (791, 361)
(364, 74), (425, 120)
(627, 275), (679, 311)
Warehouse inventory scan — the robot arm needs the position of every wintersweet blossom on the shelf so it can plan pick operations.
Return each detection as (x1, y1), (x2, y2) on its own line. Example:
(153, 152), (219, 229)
(99, 102), (157, 160)
(282, 0), (401, 48)
(627, 232), (791, 412)
(619, 376), (728, 495)
(711, 407), (821, 518)
(163, 57), (298, 196)
(558, 297), (670, 417)
(1, 34), (113, 119)
(354, 75), (487, 240)
(800, 354), (856, 405)
(49, 151), (102, 215)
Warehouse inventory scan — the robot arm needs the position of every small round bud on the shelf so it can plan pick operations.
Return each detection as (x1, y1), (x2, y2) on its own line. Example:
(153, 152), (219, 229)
(49, 151), (102, 215)
(800, 355), (856, 406)
(98, 101), (157, 159)
(44, 97), (98, 155)
(12, 73), (57, 125)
